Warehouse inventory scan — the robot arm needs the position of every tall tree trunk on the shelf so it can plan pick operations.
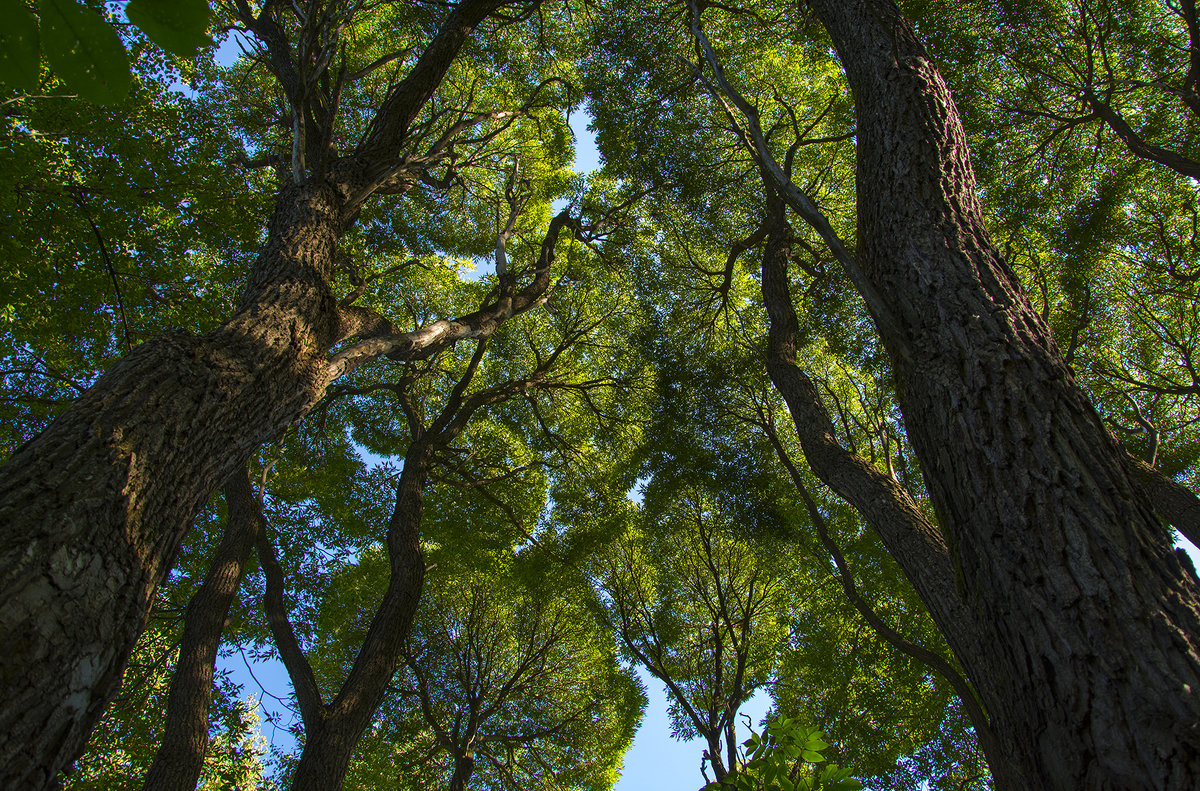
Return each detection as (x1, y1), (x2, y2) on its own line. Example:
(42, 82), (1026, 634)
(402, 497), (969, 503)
(0, 183), (344, 790)
(448, 750), (476, 791)
(142, 466), (264, 791)
(287, 444), (430, 791)
(757, 189), (1006, 781)
(805, 0), (1200, 787)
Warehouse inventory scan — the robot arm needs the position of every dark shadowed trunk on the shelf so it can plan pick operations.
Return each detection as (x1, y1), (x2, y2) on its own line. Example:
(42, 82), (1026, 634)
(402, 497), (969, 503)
(142, 465), (264, 791)
(448, 750), (476, 791)
(804, 0), (1200, 786)
(0, 183), (344, 790)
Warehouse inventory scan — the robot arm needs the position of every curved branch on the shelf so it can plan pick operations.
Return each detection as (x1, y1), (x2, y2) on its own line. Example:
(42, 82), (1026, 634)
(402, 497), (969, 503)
(763, 420), (997, 759)
(326, 210), (577, 378)
(1126, 456), (1200, 548)
(256, 523), (325, 731)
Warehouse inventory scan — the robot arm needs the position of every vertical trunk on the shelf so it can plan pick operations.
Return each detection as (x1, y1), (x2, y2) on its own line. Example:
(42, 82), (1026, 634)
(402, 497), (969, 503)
(287, 443), (430, 791)
(806, 1), (1200, 787)
(0, 183), (343, 790)
(448, 750), (475, 791)
(724, 717), (738, 780)
(706, 735), (728, 782)
(758, 192), (1006, 781)
(141, 466), (263, 791)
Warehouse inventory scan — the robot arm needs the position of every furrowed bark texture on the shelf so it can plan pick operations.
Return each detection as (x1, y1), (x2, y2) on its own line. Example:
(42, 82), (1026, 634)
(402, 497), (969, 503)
(0, 184), (342, 790)
(758, 196), (1009, 785)
(288, 444), (430, 791)
(807, 0), (1200, 787)
(0, 1), (508, 782)
(142, 466), (264, 791)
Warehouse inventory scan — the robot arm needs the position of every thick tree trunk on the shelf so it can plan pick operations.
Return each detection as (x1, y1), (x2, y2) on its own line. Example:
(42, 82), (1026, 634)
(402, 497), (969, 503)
(0, 3), (519, 784)
(759, 193), (1007, 783)
(142, 466), (263, 791)
(805, 0), (1200, 787)
(287, 444), (429, 791)
(0, 183), (343, 790)
(448, 751), (476, 791)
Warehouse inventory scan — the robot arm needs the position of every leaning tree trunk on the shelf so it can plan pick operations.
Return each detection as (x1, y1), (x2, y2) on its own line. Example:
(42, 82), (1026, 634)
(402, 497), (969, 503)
(142, 466), (264, 791)
(805, 0), (1200, 787)
(286, 444), (430, 791)
(0, 183), (344, 790)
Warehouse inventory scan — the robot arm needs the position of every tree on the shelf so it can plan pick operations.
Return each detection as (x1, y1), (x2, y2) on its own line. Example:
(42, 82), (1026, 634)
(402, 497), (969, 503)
(665, 0), (1200, 784)
(58, 494), (270, 791)
(589, 487), (792, 784)
(390, 567), (639, 791)
(786, 2), (1199, 785)
(582, 0), (1200, 784)
(0, 1), (580, 785)
(4, 0), (1200, 788)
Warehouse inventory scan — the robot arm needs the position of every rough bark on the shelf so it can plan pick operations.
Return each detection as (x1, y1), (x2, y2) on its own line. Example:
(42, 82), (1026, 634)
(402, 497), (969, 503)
(758, 194), (1006, 783)
(142, 466), (264, 791)
(805, 0), (1200, 787)
(0, 2), (519, 784)
(0, 183), (343, 790)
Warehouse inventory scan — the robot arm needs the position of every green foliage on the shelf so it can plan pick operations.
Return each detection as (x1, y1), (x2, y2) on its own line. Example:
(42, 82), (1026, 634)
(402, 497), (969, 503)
(0, 41), (265, 456)
(8, 0), (1200, 787)
(716, 717), (861, 791)
(351, 566), (641, 791)
(0, 0), (213, 103)
(127, 0), (212, 57)
(64, 591), (269, 790)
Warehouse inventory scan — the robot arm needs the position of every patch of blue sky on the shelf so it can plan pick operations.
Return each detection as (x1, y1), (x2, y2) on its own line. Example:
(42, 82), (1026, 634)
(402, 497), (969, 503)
(615, 668), (774, 791)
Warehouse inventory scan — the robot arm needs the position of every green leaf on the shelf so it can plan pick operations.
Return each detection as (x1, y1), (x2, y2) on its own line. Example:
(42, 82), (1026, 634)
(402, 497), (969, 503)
(40, 0), (129, 104)
(126, 0), (211, 57)
(803, 739), (829, 752)
(801, 750), (825, 763)
(0, 0), (40, 91)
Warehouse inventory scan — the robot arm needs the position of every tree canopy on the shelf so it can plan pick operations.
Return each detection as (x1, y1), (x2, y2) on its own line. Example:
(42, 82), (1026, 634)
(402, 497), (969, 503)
(2, 1), (1199, 790)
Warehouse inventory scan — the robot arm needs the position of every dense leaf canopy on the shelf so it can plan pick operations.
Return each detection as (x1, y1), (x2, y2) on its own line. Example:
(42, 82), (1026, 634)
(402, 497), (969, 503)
(2, 1), (1198, 790)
